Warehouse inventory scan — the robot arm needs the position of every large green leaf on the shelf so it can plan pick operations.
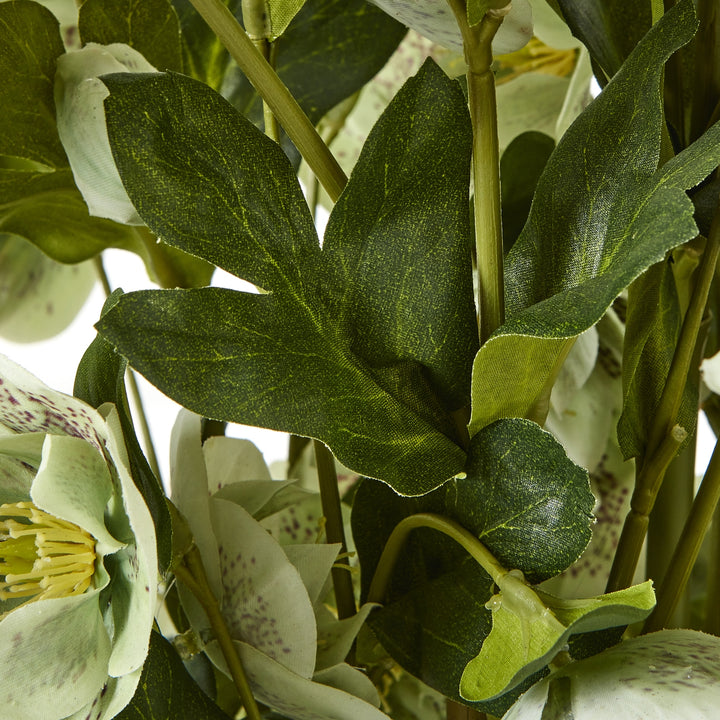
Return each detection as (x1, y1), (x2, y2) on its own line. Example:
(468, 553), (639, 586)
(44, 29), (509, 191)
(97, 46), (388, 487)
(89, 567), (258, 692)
(555, 0), (651, 81)
(468, 0), (720, 436)
(75, 291), (172, 572)
(352, 418), (594, 712)
(115, 631), (232, 720)
(98, 60), (474, 495)
(78, 0), (184, 72)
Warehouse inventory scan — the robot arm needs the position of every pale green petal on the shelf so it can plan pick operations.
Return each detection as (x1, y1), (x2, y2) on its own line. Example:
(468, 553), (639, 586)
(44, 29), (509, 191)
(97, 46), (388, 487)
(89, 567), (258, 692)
(0, 235), (95, 343)
(702, 349), (720, 394)
(54, 44), (156, 225)
(0, 592), (111, 720)
(210, 498), (317, 678)
(313, 662), (381, 708)
(30, 434), (123, 555)
(210, 640), (391, 720)
(214, 479), (310, 520)
(283, 543), (339, 607)
(316, 603), (377, 672)
(66, 670), (142, 720)
(504, 630), (720, 720)
(170, 411), (221, 598)
(0, 433), (42, 503)
(528, 0), (578, 49)
(0, 431), (45, 466)
(101, 405), (157, 677)
(367, 0), (532, 54)
(203, 435), (271, 491)
(0, 355), (106, 449)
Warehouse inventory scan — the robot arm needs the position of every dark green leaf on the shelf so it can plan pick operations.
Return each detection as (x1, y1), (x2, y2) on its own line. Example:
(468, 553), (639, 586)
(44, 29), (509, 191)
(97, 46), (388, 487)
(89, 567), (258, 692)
(0, 0), (66, 167)
(226, 0), (406, 126)
(500, 131), (556, 254)
(99, 60), (473, 495)
(75, 291), (172, 572)
(352, 419), (593, 711)
(115, 631), (232, 720)
(78, 0), (184, 72)
(555, 0), (651, 81)
(469, 0), (720, 436)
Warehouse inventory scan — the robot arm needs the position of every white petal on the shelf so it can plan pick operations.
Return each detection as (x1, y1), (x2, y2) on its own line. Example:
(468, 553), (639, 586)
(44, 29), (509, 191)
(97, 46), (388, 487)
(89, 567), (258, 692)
(203, 435), (272, 491)
(0, 592), (112, 720)
(314, 662), (382, 707)
(315, 603), (378, 672)
(66, 670), (142, 720)
(54, 43), (156, 225)
(210, 498), (317, 678)
(283, 543), (340, 607)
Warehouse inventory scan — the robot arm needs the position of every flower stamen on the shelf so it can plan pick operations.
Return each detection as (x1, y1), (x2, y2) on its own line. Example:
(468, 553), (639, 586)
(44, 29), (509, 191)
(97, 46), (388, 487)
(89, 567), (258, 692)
(0, 501), (96, 608)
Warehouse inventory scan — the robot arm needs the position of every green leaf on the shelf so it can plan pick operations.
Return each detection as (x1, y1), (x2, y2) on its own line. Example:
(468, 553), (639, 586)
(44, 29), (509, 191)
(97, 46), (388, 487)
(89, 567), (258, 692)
(500, 132), (555, 254)
(74, 291), (172, 572)
(264, 0), (308, 38)
(468, 0), (719, 436)
(352, 419), (593, 712)
(98, 60), (474, 495)
(0, 0), (66, 167)
(228, 0), (406, 128)
(459, 580), (655, 701)
(555, 0), (651, 80)
(78, 0), (184, 71)
(115, 631), (232, 720)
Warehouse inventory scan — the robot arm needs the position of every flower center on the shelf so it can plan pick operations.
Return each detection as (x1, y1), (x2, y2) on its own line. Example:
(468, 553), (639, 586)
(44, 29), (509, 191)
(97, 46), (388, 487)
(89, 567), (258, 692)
(0, 501), (96, 607)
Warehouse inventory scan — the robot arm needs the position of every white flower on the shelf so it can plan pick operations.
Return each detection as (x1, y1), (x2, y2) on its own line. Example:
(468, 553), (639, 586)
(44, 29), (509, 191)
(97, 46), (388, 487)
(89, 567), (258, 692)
(54, 43), (158, 225)
(0, 356), (157, 720)
(170, 411), (387, 720)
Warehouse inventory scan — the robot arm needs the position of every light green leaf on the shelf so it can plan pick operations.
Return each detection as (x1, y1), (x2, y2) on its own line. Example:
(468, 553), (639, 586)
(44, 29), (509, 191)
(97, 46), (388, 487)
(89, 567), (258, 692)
(113, 631), (232, 720)
(0, 234), (95, 343)
(78, 0), (184, 71)
(0, 592), (112, 720)
(469, 0), (717, 436)
(99, 60), (474, 495)
(459, 579), (655, 701)
(264, 0), (307, 38)
(504, 630), (720, 719)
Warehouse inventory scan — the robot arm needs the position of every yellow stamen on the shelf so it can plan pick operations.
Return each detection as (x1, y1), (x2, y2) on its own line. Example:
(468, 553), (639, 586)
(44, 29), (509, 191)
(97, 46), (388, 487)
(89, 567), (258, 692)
(0, 501), (96, 610)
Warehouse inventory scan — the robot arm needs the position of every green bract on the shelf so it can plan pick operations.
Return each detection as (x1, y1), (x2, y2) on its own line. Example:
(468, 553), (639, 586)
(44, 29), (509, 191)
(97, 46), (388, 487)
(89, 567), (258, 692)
(170, 411), (388, 720)
(0, 355), (157, 720)
(54, 42), (157, 225)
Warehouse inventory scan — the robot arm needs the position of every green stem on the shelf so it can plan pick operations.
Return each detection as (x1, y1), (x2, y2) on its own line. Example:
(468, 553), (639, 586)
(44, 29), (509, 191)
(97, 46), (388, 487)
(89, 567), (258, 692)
(643, 435), (720, 633)
(175, 545), (262, 720)
(608, 202), (720, 593)
(367, 513), (507, 604)
(188, 0), (346, 202)
(447, 0), (509, 343)
(313, 440), (356, 621)
(93, 255), (162, 482)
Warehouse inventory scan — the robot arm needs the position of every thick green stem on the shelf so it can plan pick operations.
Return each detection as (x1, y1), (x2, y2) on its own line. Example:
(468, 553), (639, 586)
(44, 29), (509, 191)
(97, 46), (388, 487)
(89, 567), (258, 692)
(608, 202), (720, 593)
(175, 546), (262, 720)
(643, 435), (720, 633)
(367, 513), (507, 604)
(313, 440), (356, 621)
(187, 0), (346, 202)
(447, 0), (509, 343)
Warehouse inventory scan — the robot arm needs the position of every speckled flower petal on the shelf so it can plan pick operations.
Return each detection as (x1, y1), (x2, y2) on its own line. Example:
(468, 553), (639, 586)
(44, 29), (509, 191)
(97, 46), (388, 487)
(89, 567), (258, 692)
(0, 433), (42, 504)
(209, 497), (317, 678)
(0, 591), (111, 720)
(283, 543), (340, 607)
(210, 640), (390, 720)
(314, 662), (382, 708)
(0, 355), (105, 450)
(316, 603), (377, 672)
(30, 434), (124, 555)
(367, 0), (532, 54)
(101, 405), (157, 678)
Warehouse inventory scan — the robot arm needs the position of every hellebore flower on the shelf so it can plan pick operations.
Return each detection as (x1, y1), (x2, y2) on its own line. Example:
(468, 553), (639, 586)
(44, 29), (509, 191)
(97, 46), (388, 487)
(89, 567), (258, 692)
(170, 411), (387, 720)
(54, 43), (157, 225)
(0, 356), (157, 720)
(366, 0), (533, 55)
